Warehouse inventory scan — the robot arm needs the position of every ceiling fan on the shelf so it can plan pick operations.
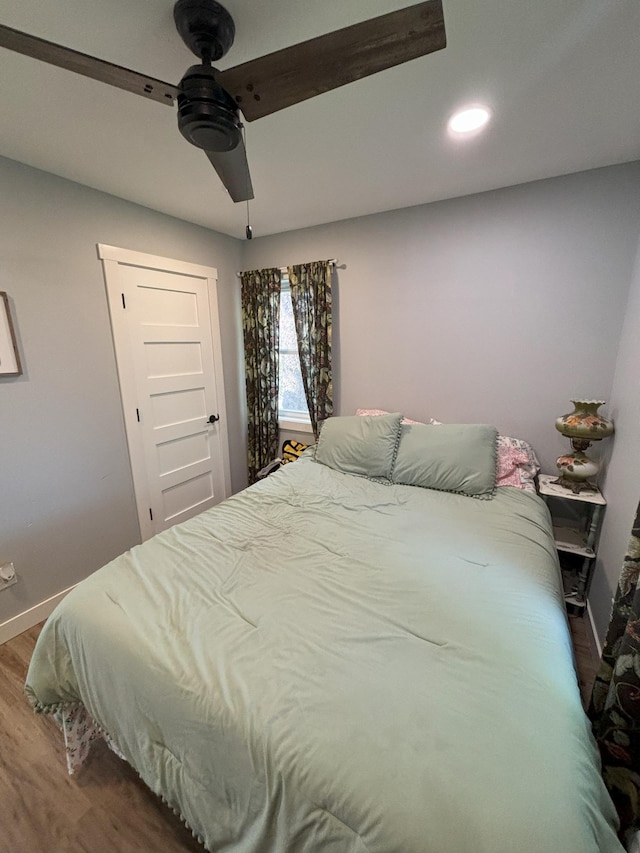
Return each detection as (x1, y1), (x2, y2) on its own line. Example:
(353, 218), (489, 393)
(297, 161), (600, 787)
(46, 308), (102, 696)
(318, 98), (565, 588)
(0, 0), (446, 204)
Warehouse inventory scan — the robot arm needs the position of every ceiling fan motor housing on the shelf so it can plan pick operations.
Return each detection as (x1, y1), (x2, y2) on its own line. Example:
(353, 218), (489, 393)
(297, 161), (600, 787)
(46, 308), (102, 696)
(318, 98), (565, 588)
(173, 0), (235, 63)
(177, 64), (242, 152)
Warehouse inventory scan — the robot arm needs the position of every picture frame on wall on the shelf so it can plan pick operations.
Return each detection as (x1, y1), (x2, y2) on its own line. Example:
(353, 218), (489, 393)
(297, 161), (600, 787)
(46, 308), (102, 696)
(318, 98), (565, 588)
(0, 291), (22, 376)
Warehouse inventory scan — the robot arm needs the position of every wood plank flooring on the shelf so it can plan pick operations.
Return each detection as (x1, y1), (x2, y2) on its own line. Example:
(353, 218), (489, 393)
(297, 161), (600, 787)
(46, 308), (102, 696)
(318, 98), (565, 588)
(0, 616), (601, 853)
(568, 611), (601, 708)
(0, 624), (202, 853)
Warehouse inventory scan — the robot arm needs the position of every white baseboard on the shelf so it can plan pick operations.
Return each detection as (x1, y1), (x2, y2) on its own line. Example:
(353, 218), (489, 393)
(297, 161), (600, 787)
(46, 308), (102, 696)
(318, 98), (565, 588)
(586, 599), (603, 658)
(0, 585), (76, 645)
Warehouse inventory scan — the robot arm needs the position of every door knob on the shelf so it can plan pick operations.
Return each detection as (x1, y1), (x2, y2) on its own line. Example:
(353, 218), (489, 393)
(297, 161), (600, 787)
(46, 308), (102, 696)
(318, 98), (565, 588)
(207, 414), (220, 424)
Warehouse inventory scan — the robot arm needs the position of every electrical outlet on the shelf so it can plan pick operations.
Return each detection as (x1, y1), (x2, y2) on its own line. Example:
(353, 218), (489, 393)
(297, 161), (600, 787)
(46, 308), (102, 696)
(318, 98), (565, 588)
(0, 562), (17, 591)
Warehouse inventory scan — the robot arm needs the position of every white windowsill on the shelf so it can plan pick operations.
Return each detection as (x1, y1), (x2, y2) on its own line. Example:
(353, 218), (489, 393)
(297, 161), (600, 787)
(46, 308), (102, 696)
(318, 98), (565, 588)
(279, 416), (313, 434)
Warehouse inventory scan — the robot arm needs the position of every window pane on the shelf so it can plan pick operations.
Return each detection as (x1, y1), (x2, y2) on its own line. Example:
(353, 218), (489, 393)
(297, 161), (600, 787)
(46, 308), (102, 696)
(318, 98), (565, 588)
(279, 352), (308, 413)
(279, 288), (298, 350)
(278, 285), (308, 417)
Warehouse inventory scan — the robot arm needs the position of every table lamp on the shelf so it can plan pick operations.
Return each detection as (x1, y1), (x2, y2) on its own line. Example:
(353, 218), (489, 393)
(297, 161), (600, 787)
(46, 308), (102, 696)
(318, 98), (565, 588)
(554, 400), (614, 493)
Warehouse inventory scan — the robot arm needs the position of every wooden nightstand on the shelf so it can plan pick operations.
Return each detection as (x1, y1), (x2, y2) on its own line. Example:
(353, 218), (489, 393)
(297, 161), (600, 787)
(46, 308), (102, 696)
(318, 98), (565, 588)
(538, 473), (606, 615)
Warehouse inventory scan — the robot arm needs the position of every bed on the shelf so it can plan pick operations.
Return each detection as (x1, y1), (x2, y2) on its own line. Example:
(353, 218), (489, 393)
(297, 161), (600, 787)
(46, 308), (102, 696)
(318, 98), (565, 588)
(25, 415), (623, 852)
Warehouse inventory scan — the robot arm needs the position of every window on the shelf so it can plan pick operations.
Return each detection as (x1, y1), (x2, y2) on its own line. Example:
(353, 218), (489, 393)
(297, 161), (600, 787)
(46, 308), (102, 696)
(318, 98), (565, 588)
(278, 277), (311, 431)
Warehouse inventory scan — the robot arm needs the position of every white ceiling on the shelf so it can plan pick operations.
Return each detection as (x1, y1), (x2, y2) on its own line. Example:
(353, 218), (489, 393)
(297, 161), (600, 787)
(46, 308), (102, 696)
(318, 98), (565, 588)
(1, 0), (639, 239)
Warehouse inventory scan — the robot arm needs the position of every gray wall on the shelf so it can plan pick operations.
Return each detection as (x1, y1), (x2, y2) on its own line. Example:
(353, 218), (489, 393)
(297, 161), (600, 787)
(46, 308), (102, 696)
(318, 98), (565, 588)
(243, 163), (640, 473)
(2, 155), (639, 642)
(0, 156), (245, 625)
(592, 234), (640, 641)
(243, 162), (640, 643)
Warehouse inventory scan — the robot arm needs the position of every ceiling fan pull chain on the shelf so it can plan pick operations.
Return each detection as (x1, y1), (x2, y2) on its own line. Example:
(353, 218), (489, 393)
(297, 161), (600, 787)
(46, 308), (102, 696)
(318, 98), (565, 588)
(243, 125), (253, 239)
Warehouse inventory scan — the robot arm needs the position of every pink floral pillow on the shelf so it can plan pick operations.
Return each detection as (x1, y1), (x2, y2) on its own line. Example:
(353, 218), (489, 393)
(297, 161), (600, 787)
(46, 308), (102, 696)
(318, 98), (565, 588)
(496, 435), (540, 493)
(496, 447), (531, 487)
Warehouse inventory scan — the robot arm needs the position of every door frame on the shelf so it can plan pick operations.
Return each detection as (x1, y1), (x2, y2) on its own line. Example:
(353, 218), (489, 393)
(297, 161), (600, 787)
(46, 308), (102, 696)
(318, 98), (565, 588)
(98, 243), (231, 541)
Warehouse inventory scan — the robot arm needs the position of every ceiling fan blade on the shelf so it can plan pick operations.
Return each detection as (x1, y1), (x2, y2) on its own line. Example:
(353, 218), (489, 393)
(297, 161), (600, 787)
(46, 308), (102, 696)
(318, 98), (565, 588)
(205, 139), (254, 203)
(217, 0), (445, 122)
(0, 24), (178, 106)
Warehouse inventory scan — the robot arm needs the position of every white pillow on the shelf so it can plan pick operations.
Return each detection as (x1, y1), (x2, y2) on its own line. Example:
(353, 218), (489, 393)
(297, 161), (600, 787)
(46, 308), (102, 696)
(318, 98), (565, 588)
(355, 408), (440, 425)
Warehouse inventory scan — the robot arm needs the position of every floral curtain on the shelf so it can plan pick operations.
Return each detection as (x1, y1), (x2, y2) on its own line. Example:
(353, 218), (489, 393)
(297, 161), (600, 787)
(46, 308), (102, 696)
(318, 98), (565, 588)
(589, 497), (640, 842)
(287, 260), (333, 437)
(240, 268), (281, 484)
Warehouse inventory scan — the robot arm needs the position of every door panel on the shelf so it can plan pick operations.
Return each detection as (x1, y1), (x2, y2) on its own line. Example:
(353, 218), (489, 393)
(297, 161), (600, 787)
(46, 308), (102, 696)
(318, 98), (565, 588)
(137, 286), (199, 326)
(144, 340), (203, 378)
(157, 432), (211, 477)
(162, 471), (214, 522)
(99, 245), (230, 541)
(151, 387), (207, 428)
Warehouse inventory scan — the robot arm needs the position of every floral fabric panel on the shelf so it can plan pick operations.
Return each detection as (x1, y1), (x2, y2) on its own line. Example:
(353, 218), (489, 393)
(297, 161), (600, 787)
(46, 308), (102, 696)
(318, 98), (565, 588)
(288, 261), (333, 438)
(241, 268), (282, 484)
(589, 498), (640, 842)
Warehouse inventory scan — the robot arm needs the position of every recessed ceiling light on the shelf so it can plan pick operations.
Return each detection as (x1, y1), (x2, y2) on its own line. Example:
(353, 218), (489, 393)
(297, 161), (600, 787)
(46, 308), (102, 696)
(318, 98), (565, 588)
(448, 106), (491, 134)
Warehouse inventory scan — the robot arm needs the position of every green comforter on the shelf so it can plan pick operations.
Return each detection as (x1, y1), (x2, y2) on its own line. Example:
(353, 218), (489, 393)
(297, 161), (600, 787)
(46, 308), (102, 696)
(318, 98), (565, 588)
(25, 456), (622, 852)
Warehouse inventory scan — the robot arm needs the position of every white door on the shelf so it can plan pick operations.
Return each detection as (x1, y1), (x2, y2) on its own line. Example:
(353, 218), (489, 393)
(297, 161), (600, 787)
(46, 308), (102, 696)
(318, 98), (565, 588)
(99, 244), (231, 541)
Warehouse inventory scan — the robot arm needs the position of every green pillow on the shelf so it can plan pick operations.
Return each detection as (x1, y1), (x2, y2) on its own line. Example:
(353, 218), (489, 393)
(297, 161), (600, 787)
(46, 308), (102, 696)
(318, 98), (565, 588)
(392, 423), (498, 498)
(315, 413), (402, 480)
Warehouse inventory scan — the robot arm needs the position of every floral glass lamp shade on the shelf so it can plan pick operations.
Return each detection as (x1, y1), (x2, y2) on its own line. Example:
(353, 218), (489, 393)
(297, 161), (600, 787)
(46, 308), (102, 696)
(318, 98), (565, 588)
(554, 400), (614, 493)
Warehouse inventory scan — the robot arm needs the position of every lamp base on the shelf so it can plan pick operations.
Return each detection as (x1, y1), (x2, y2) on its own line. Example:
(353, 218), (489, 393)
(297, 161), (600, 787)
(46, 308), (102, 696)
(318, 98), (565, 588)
(555, 449), (599, 493)
(551, 475), (598, 495)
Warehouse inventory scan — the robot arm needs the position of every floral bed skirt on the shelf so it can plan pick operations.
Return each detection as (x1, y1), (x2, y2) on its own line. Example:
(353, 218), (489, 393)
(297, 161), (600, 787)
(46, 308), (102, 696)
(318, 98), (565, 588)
(53, 702), (123, 774)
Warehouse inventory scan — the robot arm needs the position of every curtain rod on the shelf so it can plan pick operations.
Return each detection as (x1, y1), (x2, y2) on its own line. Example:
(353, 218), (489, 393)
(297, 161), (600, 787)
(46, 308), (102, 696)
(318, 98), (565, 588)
(236, 259), (338, 278)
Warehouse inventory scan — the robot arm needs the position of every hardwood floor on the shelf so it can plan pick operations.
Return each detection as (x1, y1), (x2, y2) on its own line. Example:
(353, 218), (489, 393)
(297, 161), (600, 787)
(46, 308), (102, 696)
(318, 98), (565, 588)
(568, 611), (601, 708)
(0, 624), (202, 853)
(0, 616), (602, 853)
